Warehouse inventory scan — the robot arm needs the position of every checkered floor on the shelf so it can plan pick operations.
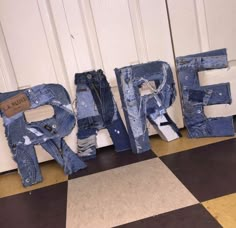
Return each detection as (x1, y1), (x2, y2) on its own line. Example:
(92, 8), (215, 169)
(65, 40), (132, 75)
(1, 130), (236, 228)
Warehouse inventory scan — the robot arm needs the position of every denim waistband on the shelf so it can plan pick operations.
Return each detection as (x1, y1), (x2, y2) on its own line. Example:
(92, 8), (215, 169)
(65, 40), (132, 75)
(176, 48), (228, 69)
(116, 61), (167, 77)
(115, 61), (174, 89)
(74, 69), (106, 85)
(0, 84), (71, 117)
(177, 48), (227, 59)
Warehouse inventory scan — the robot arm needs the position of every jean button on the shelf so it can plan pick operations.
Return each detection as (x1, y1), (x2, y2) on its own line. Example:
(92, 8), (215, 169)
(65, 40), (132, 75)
(28, 89), (31, 93)
(25, 178), (30, 183)
(35, 100), (39, 104)
(87, 74), (92, 79)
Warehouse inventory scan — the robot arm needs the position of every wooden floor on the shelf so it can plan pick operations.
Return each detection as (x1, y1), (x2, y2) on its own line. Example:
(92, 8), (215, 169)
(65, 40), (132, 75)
(0, 129), (236, 228)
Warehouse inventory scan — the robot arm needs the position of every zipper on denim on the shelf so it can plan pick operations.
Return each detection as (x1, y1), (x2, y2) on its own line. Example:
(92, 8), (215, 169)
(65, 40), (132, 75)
(91, 82), (105, 122)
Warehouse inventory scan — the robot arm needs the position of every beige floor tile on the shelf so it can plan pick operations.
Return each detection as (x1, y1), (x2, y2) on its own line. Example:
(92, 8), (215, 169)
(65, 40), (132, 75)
(0, 161), (67, 198)
(67, 158), (198, 228)
(202, 193), (236, 228)
(150, 129), (235, 156)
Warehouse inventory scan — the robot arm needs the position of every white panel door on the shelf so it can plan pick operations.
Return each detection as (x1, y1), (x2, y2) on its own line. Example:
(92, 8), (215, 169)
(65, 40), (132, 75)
(0, 0), (183, 172)
(62, 0), (183, 142)
(167, 0), (236, 118)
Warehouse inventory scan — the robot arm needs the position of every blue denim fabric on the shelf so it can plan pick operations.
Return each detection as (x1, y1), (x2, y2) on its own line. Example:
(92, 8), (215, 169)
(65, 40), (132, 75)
(176, 48), (234, 138)
(0, 84), (86, 187)
(75, 70), (131, 160)
(115, 61), (181, 154)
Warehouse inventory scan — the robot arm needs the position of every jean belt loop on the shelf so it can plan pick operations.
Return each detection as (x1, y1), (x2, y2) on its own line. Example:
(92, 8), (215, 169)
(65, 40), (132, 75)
(27, 88), (39, 107)
(197, 57), (202, 68)
(99, 69), (105, 79)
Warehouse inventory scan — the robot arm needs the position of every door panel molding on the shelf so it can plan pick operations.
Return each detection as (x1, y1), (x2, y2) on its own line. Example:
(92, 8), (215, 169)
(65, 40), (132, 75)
(78, 0), (104, 70)
(194, 0), (210, 51)
(37, 0), (71, 94)
(128, 0), (149, 63)
(48, 0), (79, 97)
(0, 22), (18, 91)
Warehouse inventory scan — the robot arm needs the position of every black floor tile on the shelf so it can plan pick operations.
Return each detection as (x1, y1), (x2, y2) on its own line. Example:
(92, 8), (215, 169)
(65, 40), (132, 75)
(115, 204), (222, 228)
(161, 138), (236, 201)
(69, 146), (156, 179)
(0, 182), (67, 228)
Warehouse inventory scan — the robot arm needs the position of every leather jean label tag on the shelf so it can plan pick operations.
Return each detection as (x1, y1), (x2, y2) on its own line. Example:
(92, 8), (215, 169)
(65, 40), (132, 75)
(0, 93), (31, 117)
